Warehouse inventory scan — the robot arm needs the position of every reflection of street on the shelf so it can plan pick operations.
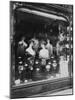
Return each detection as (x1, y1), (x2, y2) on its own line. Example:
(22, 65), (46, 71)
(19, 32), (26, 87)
(30, 88), (72, 97)
(43, 88), (72, 96)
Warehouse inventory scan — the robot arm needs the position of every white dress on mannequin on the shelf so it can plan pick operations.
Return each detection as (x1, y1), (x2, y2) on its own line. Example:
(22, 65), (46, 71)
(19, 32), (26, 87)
(26, 42), (35, 56)
(59, 56), (69, 77)
(46, 40), (53, 56)
(39, 44), (49, 59)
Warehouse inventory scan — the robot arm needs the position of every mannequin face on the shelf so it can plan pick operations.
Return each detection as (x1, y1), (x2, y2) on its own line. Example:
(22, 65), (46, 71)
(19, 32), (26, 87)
(47, 39), (50, 42)
(21, 37), (25, 41)
(41, 44), (45, 48)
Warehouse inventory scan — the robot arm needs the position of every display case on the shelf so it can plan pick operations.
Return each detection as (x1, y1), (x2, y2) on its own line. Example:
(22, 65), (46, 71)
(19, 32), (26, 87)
(10, 1), (73, 99)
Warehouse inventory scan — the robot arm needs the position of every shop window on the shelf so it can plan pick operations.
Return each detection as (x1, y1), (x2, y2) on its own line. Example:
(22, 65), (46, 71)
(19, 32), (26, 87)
(10, 2), (73, 87)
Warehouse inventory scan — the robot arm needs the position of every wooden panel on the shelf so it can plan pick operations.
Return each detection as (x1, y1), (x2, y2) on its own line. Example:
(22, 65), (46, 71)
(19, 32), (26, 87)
(10, 77), (73, 98)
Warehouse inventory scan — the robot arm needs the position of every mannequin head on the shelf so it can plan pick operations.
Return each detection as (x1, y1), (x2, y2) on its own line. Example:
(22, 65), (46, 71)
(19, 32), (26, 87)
(40, 40), (46, 48)
(41, 43), (45, 49)
(47, 39), (50, 43)
(21, 36), (25, 41)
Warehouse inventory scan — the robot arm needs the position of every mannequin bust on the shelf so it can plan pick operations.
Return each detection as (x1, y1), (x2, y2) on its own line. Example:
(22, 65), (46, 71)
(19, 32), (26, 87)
(39, 42), (49, 59)
(46, 39), (53, 56)
(31, 37), (39, 52)
(26, 41), (35, 56)
(17, 37), (27, 57)
(18, 37), (27, 47)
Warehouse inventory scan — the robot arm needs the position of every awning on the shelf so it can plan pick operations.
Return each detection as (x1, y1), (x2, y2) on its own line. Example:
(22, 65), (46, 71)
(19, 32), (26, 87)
(18, 8), (68, 22)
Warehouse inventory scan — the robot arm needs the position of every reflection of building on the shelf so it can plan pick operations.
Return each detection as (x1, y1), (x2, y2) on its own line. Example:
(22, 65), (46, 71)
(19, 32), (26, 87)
(10, 1), (73, 99)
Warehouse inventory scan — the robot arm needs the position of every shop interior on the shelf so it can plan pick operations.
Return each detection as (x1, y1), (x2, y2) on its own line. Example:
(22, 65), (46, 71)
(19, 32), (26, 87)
(11, 8), (72, 86)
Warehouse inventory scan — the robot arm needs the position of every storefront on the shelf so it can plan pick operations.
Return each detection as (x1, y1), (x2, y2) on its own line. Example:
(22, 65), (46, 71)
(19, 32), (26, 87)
(10, 2), (73, 98)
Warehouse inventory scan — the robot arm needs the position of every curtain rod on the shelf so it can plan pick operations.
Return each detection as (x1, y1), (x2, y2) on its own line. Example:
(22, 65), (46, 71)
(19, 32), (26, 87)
(18, 8), (67, 22)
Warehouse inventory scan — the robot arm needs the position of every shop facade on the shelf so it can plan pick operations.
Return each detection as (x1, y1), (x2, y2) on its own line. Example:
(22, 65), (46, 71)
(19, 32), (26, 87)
(10, 1), (73, 99)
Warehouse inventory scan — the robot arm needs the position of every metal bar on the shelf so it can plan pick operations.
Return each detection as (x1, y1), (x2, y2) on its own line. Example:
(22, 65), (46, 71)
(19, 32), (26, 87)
(18, 8), (67, 22)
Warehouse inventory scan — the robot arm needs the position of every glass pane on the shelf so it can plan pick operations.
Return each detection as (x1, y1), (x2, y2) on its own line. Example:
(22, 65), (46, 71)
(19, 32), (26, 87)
(10, 2), (73, 86)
